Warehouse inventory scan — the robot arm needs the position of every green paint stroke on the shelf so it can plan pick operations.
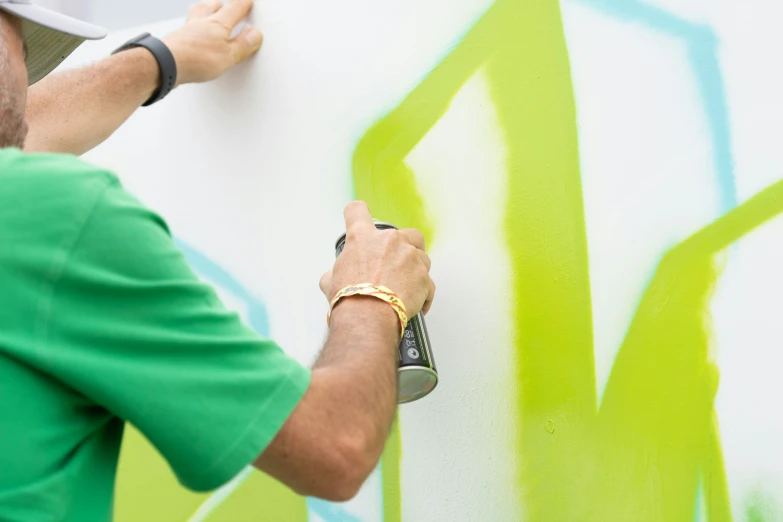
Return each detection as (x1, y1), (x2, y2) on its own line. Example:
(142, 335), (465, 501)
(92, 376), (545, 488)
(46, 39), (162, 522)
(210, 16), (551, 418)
(114, 425), (210, 522)
(351, 0), (510, 245)
(706, 415), (732, 522)
(596, 179), (783, 520)
(352, 0), (594, 517)
(745, 487), (782, 522)
(204, 470), (307, 521)
(352, 0), (783, 518)
(114, 425), (307, 522)
(381, 420), (402, 522)
(487, 1), (596, 518)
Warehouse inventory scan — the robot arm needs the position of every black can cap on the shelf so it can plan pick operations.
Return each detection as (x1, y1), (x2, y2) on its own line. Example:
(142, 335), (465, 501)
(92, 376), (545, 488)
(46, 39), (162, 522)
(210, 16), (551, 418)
(334, 220), (398, 251)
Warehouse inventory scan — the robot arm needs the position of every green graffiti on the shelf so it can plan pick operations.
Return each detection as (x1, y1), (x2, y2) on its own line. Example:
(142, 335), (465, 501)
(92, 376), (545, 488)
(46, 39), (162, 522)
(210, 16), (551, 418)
(351, 0), (783, 519)
(114, 425), (307, 522)
(576, 181), (783, 520)
(203, 470), (307, 521)
(745, 488), (781, 522)
(381, 420), (402, 522)
(114, 425), (210, 521)
(352, 0), (590, 517)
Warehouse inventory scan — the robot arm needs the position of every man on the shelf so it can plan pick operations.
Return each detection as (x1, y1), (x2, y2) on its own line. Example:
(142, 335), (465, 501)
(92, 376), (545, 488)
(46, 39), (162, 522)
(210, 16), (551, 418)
(0, 1), (435, 520)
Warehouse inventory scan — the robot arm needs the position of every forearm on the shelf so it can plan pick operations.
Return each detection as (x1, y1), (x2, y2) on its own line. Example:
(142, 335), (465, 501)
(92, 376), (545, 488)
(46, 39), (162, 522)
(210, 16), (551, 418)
(24, 48), (160, 156)
(255, 201), (432, 500)
(255, 297), (399, 500)
(315, 296), (400, 445)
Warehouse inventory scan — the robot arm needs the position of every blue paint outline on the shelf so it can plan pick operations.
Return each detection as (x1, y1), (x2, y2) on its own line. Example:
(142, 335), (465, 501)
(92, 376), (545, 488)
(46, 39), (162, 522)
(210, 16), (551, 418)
(174, 238), (271, 337)
(574, 0), (737, 213)
(307, 499), (364, 522)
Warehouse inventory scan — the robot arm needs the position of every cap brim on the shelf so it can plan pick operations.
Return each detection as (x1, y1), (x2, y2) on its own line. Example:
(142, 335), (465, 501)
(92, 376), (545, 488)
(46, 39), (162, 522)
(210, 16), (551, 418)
(0, 3), (106, 85)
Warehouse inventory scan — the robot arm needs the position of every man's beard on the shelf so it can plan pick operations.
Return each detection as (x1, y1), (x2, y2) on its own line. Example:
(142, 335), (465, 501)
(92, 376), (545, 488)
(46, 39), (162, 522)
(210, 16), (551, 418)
(0, 42), (27, 149)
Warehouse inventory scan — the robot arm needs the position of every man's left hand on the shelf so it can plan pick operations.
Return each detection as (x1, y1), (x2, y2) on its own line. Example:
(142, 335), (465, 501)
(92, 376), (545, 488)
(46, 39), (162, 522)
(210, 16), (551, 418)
(163, 0), (264, 86)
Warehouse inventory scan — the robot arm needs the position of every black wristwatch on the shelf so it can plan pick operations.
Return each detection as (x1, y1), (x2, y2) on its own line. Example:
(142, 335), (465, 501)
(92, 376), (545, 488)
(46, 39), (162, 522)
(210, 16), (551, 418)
(112, 33), (177, 107)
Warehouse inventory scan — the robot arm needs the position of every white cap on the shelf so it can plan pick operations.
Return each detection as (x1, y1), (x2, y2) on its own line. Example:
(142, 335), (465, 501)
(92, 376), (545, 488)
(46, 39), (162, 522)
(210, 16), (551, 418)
(0, 0), (106, 85)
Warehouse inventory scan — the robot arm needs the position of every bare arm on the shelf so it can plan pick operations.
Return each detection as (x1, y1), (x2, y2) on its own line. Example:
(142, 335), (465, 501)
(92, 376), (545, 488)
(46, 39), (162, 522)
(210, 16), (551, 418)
(24, 49), (160, 156)
(255, 297), (399, 501)
(254, 202), (435, 501)
(24, 0), (264, 156)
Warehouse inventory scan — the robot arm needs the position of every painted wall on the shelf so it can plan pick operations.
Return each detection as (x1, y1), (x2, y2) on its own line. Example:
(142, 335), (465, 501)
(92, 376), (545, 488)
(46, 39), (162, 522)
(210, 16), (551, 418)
(60, 0), (783, 520)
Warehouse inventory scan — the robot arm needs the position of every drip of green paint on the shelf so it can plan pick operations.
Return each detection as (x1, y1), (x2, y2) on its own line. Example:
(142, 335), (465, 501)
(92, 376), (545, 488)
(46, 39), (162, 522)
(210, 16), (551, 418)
(381, 420), (402, 522)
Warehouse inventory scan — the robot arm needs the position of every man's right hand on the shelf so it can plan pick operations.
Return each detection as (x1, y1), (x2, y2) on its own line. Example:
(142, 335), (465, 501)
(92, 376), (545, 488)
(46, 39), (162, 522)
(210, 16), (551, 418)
(256, 201), (435, 502)
(319, 201), (436, 318)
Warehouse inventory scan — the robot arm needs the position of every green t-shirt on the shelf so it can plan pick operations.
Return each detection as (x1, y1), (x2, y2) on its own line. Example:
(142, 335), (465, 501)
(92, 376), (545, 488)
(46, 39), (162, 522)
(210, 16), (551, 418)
(0, 149), (311, 521)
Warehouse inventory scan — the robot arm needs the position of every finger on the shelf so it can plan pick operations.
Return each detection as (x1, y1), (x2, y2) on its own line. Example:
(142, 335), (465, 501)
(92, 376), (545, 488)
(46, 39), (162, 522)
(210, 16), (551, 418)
(231, 27), (264, 62)
(188, 0), (222, 21)
(319, 270), (332, 296)
(422, 278), (436, 315)
(343, 201), (374, 235)
(418, 250), (431, 271)
(399, 228), (425, 250)
(214, 0), (254, 28)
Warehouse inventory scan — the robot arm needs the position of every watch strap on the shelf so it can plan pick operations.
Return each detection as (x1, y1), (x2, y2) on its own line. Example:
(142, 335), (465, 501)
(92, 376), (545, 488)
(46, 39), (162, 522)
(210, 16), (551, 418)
(112, 33), (177, 107)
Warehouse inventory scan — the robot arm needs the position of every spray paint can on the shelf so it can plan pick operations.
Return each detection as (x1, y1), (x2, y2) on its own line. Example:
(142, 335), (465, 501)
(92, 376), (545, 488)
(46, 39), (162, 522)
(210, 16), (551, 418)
(335, 220), (438, 404)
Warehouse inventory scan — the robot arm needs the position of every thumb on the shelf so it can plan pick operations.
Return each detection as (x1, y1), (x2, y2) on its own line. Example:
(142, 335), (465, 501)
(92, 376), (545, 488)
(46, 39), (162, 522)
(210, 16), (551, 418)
(232, 27), (264, 63)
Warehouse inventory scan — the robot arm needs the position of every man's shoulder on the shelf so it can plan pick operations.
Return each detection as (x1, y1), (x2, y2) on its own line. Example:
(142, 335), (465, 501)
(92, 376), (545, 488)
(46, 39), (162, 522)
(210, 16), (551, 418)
(0, 148), (125, 223)
(0, 148), (119, 192)
(0, 149), (135, 247)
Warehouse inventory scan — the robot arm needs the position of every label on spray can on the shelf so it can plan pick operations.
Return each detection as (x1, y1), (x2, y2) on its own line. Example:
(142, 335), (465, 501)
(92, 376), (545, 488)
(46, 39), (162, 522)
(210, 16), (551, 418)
(335, 220), (438, 404)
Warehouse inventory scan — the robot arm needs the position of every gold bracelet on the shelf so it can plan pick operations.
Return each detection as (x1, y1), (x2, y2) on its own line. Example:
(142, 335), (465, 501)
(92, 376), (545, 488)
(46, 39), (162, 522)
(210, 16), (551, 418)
(327, 283), (408, 339)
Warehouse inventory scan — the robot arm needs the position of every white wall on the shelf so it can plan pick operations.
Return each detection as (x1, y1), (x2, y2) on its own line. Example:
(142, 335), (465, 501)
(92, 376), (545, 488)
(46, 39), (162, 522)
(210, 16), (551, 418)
(58, 0), (783, 520)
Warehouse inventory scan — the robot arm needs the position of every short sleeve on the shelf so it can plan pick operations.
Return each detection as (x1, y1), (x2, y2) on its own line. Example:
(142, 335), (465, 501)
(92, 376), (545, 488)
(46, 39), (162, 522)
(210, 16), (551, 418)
(39, 179), (311, 492)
